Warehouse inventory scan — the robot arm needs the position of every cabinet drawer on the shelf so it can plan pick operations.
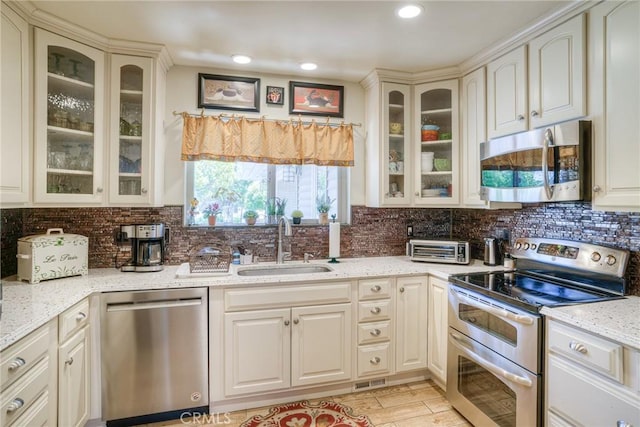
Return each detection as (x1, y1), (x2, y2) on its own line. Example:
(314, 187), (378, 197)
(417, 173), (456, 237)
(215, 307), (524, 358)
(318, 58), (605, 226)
(358, 278), (392, 300)
(357, 343), (391, 377)
(225, 282), (352, 311)
(358, 321), (391, 345)
(548, 321), (623, 382)
(1, 323), (51, 390)
(0, 357), (50, 427)
(358, 300), (391, 322)
(8, 390), (50, 427)
(59, 298), (89, 343)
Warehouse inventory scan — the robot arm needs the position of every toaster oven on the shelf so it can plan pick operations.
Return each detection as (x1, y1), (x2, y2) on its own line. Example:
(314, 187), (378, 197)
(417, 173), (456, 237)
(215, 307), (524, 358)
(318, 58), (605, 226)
(409, 239), (470, 265)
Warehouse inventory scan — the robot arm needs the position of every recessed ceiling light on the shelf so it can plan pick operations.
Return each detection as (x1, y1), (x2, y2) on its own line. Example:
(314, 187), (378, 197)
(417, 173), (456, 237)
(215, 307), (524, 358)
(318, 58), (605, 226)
(397, 4), (423, 19)
(300, 62), (317, 71)
(232, 54), (252, 64)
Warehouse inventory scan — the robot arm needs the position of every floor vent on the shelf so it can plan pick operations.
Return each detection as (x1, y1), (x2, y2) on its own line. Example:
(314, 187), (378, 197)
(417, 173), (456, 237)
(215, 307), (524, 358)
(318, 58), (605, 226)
(353, 378), (387, 391)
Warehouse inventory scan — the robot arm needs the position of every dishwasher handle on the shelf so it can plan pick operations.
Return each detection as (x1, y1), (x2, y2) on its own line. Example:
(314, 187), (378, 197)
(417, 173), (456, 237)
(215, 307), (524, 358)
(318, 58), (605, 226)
(106, 298), (202, 312)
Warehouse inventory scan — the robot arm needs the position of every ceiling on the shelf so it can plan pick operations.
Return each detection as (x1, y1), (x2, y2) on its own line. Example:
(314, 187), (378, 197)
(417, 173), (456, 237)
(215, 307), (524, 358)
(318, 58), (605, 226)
(29, 0), (572, 82)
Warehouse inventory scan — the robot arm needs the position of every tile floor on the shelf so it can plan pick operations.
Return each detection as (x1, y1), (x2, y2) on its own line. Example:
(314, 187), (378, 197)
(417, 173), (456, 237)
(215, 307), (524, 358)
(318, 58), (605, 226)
(147, 379), (472, 427)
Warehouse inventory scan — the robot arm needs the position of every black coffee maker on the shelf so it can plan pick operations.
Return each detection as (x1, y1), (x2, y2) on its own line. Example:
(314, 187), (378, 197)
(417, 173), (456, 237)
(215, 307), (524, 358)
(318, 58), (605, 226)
(120, 224), (167, 272)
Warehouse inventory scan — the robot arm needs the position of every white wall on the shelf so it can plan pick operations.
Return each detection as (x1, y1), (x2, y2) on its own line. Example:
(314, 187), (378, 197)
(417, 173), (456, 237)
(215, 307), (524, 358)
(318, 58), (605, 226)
(163, 66), (367, 206)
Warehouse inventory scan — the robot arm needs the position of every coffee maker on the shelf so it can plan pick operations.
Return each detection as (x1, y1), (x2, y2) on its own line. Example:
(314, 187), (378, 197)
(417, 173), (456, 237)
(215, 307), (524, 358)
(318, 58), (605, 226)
(119, 224), (167, 272)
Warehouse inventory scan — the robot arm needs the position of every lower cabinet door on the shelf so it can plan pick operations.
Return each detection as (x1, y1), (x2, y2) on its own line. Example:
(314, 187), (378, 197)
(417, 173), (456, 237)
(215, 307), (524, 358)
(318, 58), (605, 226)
(396, 277), (428, 372)
(224, 309), (291, 396)
(427, 277), (448, 385)
(58, 327), (89, 427)
(291, 303), (352, 387)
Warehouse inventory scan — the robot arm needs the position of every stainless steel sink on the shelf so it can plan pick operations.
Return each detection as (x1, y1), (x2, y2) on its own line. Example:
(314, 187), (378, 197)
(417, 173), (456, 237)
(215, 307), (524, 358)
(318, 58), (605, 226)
(236, 264), (333, 276)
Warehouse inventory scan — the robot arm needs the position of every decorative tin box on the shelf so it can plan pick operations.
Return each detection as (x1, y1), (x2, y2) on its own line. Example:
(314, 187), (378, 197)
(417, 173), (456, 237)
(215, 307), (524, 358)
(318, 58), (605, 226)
(17, 228), (88, 284)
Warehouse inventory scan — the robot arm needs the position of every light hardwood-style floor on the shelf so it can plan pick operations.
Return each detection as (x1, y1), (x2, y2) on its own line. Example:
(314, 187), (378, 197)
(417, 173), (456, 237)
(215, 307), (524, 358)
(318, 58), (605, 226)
(146, 379), (472, 427)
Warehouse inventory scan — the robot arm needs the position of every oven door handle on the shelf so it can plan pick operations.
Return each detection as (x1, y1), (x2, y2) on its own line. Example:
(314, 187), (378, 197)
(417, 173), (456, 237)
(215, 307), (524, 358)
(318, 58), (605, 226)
(449, 331), (533, 388)
(451, 288), (535, 326)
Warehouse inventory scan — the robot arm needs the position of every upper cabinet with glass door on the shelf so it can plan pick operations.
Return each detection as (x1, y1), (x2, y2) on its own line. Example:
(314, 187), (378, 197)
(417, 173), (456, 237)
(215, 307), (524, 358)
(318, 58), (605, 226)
(34, 29), (105, 204)
(109, 55), (153, 204)
(383, 83), (411, 205)
(413, 80), (459, 206)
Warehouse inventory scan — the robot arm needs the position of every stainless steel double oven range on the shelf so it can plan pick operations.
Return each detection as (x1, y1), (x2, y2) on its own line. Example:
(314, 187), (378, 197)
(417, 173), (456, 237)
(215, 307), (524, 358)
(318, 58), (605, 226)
(446, 237), (630, 427)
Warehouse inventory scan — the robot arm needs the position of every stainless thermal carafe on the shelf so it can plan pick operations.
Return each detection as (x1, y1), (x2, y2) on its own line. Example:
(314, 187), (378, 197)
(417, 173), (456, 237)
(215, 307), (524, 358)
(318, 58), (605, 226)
(484, 237), (500, 266)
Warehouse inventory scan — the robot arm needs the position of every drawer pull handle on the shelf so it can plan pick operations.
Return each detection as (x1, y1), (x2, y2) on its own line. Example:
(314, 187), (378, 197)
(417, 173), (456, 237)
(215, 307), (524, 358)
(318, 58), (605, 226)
(6, 398), (24, 413)
(370, 329), (381, 337)
(569, 341), (587, 354)
(65, 357), (74, 366)
(75, 312), (87, 321)
(370, 357), (381, 365)
(7, 357), (26, 371)
(371, 285), (382, 292)
(370, 307), (381, 315)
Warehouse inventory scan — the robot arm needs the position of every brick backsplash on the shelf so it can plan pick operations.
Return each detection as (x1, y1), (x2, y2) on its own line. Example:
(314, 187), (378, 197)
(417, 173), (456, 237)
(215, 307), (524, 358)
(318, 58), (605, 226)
(2, 203), (638, 295)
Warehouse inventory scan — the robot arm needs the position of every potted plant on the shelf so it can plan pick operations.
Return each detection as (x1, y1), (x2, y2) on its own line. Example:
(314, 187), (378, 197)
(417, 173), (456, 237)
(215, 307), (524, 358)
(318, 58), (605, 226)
(291, 209), (304, 224)
(316, 196), (334, 225)
(202, 202), (221, 226)
(243, 210), (258, 226)
(275, 198), (287, 218)
(265, 198), (277, 224)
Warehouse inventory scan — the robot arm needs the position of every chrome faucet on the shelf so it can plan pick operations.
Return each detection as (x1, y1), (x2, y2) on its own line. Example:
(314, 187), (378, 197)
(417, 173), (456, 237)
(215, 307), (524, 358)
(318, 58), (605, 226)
(276, 216), (292, 264)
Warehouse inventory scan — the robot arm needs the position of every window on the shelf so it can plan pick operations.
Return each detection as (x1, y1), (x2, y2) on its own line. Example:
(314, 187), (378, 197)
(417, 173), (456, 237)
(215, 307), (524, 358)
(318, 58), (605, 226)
(186, 160), (348, 226)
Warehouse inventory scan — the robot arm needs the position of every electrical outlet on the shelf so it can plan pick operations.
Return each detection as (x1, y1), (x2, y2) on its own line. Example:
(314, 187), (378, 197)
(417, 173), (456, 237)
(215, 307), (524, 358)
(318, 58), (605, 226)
(497, 228), (510, 241)
(407, 225), (414, 237)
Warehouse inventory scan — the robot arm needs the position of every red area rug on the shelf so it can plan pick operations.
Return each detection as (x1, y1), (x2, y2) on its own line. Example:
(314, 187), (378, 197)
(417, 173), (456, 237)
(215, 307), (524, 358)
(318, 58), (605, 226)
(240, 400), (374, 427)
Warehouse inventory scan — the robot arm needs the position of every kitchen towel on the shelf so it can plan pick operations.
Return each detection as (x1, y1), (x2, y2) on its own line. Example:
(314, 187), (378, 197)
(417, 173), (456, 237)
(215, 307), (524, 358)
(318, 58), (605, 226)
(329, 222), (340, 259)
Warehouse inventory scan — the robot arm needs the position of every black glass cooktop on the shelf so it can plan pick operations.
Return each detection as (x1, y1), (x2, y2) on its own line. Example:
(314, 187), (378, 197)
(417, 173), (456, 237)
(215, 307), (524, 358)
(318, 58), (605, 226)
(449, 271), (622, 313)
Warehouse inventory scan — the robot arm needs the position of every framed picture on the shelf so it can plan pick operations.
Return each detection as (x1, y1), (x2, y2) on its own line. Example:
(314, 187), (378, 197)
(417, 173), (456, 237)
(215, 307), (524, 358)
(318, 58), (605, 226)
(198, 73), (260, 112)
(266, 86), (285, 105)
(289, 81), (344, 117)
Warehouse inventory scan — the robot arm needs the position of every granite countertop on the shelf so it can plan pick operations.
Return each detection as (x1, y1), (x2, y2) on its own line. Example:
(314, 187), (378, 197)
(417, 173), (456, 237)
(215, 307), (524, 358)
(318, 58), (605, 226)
(0, 256), (498, 351)
(541, 297), (640, 350)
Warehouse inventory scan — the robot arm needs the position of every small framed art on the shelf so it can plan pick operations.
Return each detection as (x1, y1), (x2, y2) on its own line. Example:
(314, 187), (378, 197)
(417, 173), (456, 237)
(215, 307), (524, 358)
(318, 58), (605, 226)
(266, 86), (285, 105)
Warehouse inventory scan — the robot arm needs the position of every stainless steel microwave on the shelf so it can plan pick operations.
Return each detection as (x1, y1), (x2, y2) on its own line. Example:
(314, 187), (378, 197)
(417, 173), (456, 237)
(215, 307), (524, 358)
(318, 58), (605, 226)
(480, 120), (591, 203)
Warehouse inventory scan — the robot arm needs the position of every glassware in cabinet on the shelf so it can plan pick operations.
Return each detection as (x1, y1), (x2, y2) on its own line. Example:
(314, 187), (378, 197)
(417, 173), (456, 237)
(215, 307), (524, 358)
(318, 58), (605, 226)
(384, 83), (411, 205)
(414, 80), (459, 205)
(35, 29), (105, 202)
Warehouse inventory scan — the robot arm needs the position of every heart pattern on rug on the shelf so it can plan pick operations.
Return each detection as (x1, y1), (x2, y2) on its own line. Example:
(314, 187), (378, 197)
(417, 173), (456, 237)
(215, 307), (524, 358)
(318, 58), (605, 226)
(240, 400), (374, 427)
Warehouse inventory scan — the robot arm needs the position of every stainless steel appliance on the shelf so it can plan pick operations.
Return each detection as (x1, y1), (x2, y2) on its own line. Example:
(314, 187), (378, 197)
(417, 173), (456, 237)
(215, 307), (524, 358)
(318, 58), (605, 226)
(480, 120), (591, 203)
(101, 288), (208, 425)
(409, 239), (470, 265)
(447, 237), (629, 427)
(120, 224), (167, 272)
(483, 237), (501, 266)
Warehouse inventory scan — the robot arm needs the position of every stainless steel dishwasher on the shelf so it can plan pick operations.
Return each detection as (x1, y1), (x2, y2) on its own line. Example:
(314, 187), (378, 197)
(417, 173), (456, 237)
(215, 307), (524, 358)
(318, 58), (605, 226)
(101, 288), (208, 424)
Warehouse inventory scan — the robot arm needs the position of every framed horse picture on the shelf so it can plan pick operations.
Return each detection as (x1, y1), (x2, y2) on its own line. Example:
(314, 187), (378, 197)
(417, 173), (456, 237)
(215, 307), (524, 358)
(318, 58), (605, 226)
(289, 81), (344, 117)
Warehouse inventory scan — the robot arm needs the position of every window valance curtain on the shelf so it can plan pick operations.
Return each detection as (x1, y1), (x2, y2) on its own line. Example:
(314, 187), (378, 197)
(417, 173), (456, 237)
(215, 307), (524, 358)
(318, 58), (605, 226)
(180, 113), (354, 166)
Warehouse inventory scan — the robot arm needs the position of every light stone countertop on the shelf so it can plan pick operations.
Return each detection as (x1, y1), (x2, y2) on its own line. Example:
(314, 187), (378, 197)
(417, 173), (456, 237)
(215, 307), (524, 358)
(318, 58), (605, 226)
(0, 256), (498, 351)
(541, 296), (640, 350)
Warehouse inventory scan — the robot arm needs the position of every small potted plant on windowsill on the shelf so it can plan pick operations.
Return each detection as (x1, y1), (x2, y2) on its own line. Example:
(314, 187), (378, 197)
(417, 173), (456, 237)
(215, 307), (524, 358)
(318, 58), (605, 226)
(243, 210), (258, 226)
(316, 196), (334, 225)
(291, 210), (304, 225)
(202, 202), (221, 226)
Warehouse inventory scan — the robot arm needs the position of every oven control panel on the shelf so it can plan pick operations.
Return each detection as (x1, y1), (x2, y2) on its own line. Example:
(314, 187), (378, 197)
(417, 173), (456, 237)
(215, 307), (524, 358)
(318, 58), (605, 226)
(512, 237), (629, 278)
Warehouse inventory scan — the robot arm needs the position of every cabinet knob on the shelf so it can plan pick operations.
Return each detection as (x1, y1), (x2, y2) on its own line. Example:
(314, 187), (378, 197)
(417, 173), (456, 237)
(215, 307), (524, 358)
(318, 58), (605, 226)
(370, 329), (382, 337)
(531, 110), (539, 117)
(96, 187), (103, 193)
(65, 357), (74, 366)
(7, 357), (26, 371)
(284, 320), (290, 326)
(293, 318), (299, 325)
(371, 285), (382, 292)
(141, 188), (148, 194)
(370, 307), (382, 315)
(517, 114), (525, 121)
(6, 397), (24, 413)
(399, 287), (405, 293)
(370, 357), (381, 365)
(415, 192), (420, 196)
(75, 312), (87, 322)
(593, 185), (602, 193)
(569, 340), (588, 354)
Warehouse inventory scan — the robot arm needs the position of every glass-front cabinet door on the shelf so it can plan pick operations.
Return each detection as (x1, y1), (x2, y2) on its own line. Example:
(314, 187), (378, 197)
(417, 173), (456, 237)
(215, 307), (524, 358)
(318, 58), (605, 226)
(34, 29), (105, 203)
(382, 82), (411, 206)
(109, 54), (153, 203)
(413, 80), (459, 206)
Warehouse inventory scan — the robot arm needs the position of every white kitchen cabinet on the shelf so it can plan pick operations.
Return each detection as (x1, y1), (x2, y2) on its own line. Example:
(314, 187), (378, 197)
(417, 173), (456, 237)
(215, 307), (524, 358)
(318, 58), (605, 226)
(413, 80), (460, 206)
(546, 319), (640, 427)
(0, 3), (30, 205)
(461, 67), (487, 207)
(395, 276), (428, 373)
(488, 15), (585, 139)
(427, 276), (447, 387)
(364, 80), (412, 207)
(34, 28), (106, 204)
(589, 0), (640, 212)
(58, 298), (90, 427)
